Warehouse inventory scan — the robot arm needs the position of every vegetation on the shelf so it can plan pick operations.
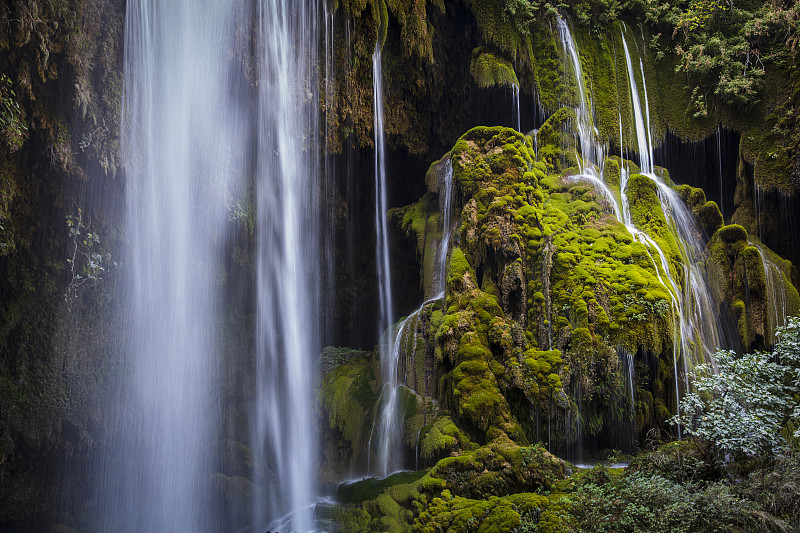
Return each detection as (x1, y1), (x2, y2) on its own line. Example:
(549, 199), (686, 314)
(3, 0), (800, 529)
(672, 317), (800, 459)
(0, 73), (27, 150)
(64, 210), (113, 305)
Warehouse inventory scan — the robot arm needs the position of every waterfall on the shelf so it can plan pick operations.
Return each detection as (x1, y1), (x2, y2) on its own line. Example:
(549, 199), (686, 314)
(716, 126), (725, 218)
(752, 241), (789, 346)
(256, 1), (321, 531)
(95, 1), (322, 531)
(372, 155), (455, 476)
(434, 159), (455, 298)
(371, 42), (401, 477)
(556, 17), (605, 176)
(553, 19), (731, 448)
(513, 84), (521, 132)
(618, 29), (732, 425)
(96, 1), (246, 530)
(619, 347), (637, 447)
(619, 31), (652, 174)
(556, 17), (621, 219)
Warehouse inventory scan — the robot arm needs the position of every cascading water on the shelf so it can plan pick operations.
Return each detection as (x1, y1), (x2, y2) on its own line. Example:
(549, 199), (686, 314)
(371, 42), (401, 477)
(94, 1), (246, 530)
(752, 241), (790, 346)
(557, 17), (624, 220)
(372, 155), (455, 475)
(554, 19), (731, 449)
(616, 29), (733, 427)
(716, 126), (725, 218)
(557, 17), (605, 177)
(255, 1), (321, 531)
(434, 160), (455, 298)
(94, 1), (323, 531)
(620, 28), (729, 360)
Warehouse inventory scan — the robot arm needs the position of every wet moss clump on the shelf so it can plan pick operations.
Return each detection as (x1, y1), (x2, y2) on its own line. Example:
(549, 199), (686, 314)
(428, 126), (694, 450)
(329, 439), (566, 533)
(470, 47), (519, 89)
(319, 354), (379, 477)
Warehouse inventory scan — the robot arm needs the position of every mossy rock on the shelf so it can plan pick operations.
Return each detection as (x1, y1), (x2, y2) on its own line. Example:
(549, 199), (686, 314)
(413, 490), (551, 533)
(470, 47), (519, 89)
(338, 469), (427, 505)
(320, 355), (379, 474)
(418, 414), (478, 464)
(425, 439), (566, 499)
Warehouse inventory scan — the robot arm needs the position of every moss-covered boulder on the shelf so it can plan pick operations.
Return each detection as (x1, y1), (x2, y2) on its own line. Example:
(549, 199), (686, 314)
(706, 225), (800, 350)
(319, 354), (380, 481)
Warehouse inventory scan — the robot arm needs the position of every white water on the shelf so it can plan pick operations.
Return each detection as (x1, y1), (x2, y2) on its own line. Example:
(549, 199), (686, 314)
(96, 2), (323, 531)
(372, 155), (455, 476)
(618, 30), (730, 424)
(716, 126), (725, 218)
(255, 1), (321, 531)
(513, 84), (522, 132)
(553, 21), (730, 447)
(372, 294), (443, 476)
(97, 1), (245, 530)
(556, 19), (686, 442)
(371, 42), (400, 477)
(752, 241), (789, 346)
(619, 347), (637, 446)
(434, 159), (455, 297)
(557, 17), (606, 177)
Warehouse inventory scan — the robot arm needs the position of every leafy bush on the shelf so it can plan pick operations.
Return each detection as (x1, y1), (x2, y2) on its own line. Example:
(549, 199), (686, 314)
(643, 0), (800, 109)
(672, 317), (800, 459)
(567, 472), (757, 532)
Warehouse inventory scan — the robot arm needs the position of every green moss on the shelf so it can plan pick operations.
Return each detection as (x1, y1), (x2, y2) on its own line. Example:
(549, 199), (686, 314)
(419, 414), (477, 463)
(603, 157), (621, 189)
(696, 201), (723, 237)
(470, 47), (519, 89)
(717, 224), (749, 244)
(426, 439), (566, 499)
(464, 0), (531, 61)
(625, 174), (682, 279)
(537, 107), (577, 149)
(339, 470), (427, 505)
(529, 22), (569, 113)
(320, 356), (378, 467)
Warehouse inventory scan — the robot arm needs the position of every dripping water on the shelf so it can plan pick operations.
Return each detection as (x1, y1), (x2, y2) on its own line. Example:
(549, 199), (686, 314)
(716, 126), (724, 218)
(752, 241), (790, 347)
(619, 29), (732, 433)
(556, 17), (606, 175)
(434, 159), (455, 298)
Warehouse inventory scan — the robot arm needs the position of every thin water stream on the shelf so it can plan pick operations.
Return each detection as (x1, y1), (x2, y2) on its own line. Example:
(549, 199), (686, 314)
(372, 149), (455, 476)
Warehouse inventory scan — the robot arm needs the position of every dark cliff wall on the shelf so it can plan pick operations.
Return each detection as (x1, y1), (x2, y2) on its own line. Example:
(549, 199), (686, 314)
(0, 0), (125, 524)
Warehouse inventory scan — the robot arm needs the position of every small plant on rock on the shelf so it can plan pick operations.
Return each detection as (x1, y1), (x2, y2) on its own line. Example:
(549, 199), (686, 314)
(65, 209), (113, 306)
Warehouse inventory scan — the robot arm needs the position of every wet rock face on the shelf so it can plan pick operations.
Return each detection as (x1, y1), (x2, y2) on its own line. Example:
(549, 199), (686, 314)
(1, 0), (127, 525)
(388, 123), (799, 463)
